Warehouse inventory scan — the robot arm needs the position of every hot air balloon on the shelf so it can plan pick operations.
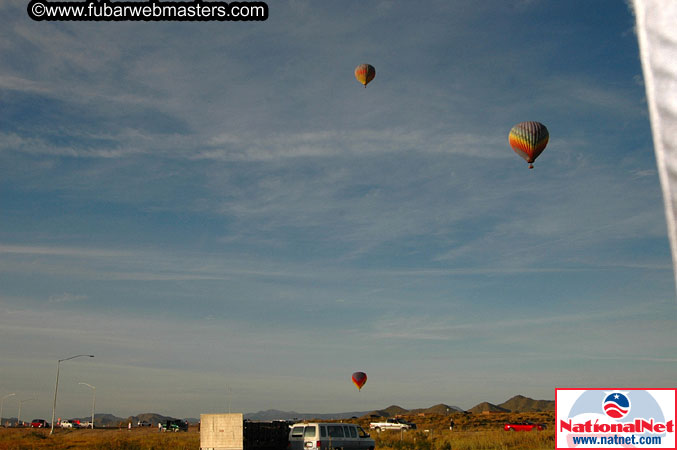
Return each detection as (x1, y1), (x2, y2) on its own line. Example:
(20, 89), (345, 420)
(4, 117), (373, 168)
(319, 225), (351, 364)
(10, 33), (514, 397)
(351, 371), (367, 391)
(508, 121), (549, 169)
(354, 64), (375, 88)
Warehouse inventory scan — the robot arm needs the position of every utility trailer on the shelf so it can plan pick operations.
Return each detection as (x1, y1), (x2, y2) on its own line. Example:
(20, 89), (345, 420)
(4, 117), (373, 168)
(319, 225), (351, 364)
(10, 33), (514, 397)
(200, 413), (290, 450)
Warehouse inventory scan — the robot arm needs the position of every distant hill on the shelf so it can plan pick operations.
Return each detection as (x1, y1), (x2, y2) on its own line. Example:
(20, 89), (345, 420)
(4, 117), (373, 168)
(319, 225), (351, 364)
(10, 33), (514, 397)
(363, 405), (410, 418)
(245, 410), (305, 421)
(86, 413), (124, 427)
(498, 395), (555, 412)
(411, 404), (466, 415)
(244, 409), (368, 421)
(467, 402), (510, 413)
(125, 412), (174, 426)
(68, 412), (197, 427)
(126, 413), (200, 425)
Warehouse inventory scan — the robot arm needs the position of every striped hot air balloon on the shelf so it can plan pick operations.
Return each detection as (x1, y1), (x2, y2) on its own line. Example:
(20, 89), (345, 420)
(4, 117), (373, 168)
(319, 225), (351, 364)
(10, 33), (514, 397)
(354, 64), (375, 88)
(351, 371), (367, 391)
(508, 121), (549, 169)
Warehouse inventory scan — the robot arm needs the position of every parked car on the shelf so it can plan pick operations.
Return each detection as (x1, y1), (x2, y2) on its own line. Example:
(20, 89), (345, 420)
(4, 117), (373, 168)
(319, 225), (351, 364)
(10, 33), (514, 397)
(369, 418), (416, 432)
(162, 419), (188, 432)
(30, 419), (49, 428)
(289, 422), (375, 450)
(504, 422), (546, 431)
(137, 420), (151, 427)
(59, 420), (74, 428)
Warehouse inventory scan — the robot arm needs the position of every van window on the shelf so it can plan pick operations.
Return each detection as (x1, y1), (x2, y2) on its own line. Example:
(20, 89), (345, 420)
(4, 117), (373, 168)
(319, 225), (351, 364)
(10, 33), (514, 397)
(342, 426), (350, 437)
(358, 426), (369, 438)
(291, 426), (304, 438)
(328, 425), (344, 437)
(320, 426), (327, 437)
(349, 426), (357, 438)
(304, 426), (316, 438)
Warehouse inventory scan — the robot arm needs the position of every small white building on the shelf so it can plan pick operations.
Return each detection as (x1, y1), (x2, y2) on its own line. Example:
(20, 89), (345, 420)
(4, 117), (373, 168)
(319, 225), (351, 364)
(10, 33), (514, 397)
(200, 413), (244, 450)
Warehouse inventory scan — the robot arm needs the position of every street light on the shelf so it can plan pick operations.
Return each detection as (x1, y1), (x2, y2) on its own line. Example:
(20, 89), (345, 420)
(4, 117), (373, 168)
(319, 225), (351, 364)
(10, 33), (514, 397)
(50, 355), (94, 435)
(1, 393), (16, 427)
(18, 397), (35, 427)
(78, 382), (95, 429)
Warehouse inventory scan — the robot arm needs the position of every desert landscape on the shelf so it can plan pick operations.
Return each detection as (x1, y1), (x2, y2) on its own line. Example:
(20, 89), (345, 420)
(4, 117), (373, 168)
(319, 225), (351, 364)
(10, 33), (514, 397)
(0, 396), (556, 450)
(0, 413), (555, 450)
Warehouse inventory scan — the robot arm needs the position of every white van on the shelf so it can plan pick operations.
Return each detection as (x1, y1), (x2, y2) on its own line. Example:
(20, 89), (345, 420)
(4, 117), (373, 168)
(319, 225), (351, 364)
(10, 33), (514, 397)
(288, 422), (375, 450)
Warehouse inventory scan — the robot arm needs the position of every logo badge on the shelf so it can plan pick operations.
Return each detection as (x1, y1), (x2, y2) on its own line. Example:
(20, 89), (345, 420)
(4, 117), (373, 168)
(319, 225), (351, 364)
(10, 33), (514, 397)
(556, 388), (676, 449)
(603, 392), (631, 419)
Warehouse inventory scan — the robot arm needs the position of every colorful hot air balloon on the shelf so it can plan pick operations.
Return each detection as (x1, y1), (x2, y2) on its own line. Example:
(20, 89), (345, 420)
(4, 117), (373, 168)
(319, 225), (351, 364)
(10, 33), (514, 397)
(354, 64), (375, 88)
(508, 121), (549, 169)
(351, 371), (367, 391)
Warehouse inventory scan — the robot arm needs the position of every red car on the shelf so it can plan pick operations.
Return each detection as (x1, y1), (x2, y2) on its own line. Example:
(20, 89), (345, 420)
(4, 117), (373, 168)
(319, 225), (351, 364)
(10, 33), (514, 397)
(30, 419), (49, 428)
(504, 422), (546, 431)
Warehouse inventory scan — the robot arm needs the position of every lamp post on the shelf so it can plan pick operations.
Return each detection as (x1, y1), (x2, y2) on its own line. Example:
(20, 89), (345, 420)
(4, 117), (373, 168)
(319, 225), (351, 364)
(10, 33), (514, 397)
(50, 355), (94, 435)
(18, 397), (35, 427)
(1, 393), (16, 427)
(78, 383), (95, 429)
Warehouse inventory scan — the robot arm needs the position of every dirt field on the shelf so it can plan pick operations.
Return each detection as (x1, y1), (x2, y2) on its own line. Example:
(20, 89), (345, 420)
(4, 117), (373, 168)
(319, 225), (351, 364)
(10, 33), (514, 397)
(0, 412), (555, 450)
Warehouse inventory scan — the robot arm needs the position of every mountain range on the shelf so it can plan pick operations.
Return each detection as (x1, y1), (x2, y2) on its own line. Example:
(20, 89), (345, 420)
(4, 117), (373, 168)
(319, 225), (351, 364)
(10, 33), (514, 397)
(1, 395), (554, 427)
(243, 395), (554, 421)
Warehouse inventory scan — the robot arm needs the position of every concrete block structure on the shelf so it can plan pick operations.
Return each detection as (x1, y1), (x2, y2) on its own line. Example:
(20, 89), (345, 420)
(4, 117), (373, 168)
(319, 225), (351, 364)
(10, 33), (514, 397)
(200, 413), (244, 450)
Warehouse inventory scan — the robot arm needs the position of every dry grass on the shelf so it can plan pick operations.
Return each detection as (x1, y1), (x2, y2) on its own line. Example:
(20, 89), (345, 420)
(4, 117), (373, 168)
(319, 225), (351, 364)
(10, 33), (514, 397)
(356, 411), (555, 450)
(0, 413), (555, 449)
(372, 429), (554, 450)
(0, 426), (199, 450)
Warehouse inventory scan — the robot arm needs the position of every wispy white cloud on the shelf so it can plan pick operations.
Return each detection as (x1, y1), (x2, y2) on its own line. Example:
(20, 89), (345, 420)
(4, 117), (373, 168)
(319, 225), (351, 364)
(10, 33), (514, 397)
(368, 302), (677, 368)
(0, 243), (322, 282)
(195, 129), (509, 162)
(0, 244), (131, 258)
(0, 74), (52, 94)
(48, 293), (88, 304)
(370, 310), (615, 342)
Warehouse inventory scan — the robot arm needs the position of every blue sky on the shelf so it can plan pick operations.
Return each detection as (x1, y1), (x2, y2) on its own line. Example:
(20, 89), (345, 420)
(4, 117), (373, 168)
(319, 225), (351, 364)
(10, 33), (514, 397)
(1, 0), (675, 421)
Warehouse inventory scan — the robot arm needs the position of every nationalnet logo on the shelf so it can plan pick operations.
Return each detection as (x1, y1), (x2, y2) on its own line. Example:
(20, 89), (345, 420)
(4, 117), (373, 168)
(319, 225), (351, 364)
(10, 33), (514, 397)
(556, 389), (676, 449)
(604, 392), (631, 419)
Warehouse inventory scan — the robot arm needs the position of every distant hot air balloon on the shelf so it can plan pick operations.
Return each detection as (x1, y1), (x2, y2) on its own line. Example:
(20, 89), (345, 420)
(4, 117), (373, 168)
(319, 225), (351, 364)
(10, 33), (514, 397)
(508, 121), (549, 169)
(351, 371), (367, 391)
(354, 64), (375, 88)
